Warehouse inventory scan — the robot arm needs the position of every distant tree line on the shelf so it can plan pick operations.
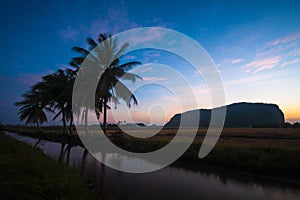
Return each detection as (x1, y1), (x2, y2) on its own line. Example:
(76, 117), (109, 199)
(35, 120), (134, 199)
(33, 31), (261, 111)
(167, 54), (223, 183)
(283, 122), (300, 128)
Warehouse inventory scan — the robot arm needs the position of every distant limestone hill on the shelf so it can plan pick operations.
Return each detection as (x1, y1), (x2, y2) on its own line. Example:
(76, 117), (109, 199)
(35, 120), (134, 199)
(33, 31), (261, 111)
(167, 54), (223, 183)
(164, 102), (285, 128)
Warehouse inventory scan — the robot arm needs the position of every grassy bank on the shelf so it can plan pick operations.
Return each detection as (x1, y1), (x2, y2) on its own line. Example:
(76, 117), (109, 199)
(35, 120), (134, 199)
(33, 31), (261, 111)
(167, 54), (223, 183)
(111, 129), (300, 177)
(3, 125), (300, 177)
(115, 136), (300, 176)
(201, 144), (300, 175)
(0, 131), (97, 200)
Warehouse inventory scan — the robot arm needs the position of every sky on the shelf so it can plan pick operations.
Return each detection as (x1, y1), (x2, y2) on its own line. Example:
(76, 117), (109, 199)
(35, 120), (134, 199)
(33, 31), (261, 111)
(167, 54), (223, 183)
(0, 0), (300, 125)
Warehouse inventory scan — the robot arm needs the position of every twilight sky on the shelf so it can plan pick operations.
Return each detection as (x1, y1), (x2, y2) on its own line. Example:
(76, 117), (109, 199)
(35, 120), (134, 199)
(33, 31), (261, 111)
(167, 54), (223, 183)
(0, 0), (300, 125)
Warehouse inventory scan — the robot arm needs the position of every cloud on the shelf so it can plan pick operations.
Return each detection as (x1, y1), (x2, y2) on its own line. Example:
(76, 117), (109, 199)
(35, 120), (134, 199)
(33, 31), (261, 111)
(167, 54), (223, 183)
(224, 70), (286, 86)
(0, 74), (39, 87)
(231, 58), (244, 64)
(0, 91), (20, 102)
(130, 66), (153, 74)
(281, 58), (300, 67)
(129, 111), (151, 124)
(245, 30), (300, 73)
(16, 74), (44, 86)
(267, 31), (300, 46)
(192, 86), (209, 96)
(194, 66), (218, 74)
(222, 58), (244, 64)
(59, 4), (139, 42)
(146, 16), (175, 29)
(88, 6), (139, 37)
(225, 74), (268, 85)
(0, 70), (54, 89)
(58, 9), (173, 60)
(245, 56), (281, 73)
(56, 63), (71, 69)
(143, 76), (166, 81)
(122, 55), (136, 60)
(124, 28), (170, 47)
(160, 95), (177, 101)
(59, 26), (79, 42)
(257, 40), (297, 58)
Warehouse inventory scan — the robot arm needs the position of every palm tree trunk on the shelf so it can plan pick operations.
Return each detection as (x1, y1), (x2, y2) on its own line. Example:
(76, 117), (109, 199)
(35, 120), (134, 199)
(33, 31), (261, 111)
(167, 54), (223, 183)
(77, 112), (80, 125)
(66, 145), (71, 165)
(37, 120), (41, 131)
(85, 106), (88, 133)
(62, 110), (69, 135)
(103, 97), (107, 134)
(58, 143), (66, 163)
(69, 113), (73, 135)
(36, 120), (42, 140)
(80, 148), (88, 172)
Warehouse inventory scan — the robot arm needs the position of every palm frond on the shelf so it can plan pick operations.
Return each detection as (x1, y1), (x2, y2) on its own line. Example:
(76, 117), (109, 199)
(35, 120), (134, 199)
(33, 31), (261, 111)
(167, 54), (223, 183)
(115, 61), (142, 71)
(53, 110), (62, 120)
(86, 37), (97, 49)
(120, 72), (143, 83)
(70, 57), (85, 66)
(112, 42), (129, 61)
(113, 80), (138, 107)
(71, 46), (90, 56)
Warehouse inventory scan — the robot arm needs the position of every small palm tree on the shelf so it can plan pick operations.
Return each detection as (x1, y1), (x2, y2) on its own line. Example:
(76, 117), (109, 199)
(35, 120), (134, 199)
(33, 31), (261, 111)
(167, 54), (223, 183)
(72, 33), (142, 133)
(15, 91), (52, 133)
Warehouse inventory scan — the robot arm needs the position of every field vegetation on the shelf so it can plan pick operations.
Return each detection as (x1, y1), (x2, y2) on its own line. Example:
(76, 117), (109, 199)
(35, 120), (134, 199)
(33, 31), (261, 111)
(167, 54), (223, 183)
(3, 125), (300, 176)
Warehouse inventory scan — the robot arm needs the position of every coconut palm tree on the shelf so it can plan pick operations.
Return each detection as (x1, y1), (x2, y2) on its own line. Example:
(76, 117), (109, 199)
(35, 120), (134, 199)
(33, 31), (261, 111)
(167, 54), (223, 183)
(41, 69), (73, 135)
(16, 67), (77, 135)
(72, 33), (142, 133)
(28, 69), (73, 135)
(14, 91), (52, 133)
(64, 65), (78, 134)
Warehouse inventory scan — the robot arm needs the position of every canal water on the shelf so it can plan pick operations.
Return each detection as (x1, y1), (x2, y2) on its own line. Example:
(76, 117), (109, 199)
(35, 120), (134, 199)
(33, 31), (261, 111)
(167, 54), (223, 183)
(6, 131), (300, 200)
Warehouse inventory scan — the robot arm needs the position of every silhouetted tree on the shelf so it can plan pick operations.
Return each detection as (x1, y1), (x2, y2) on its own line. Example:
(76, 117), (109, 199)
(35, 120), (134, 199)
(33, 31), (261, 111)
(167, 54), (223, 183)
(15, 68), (75, 135)
(15, 91), (53, 133)
(72, 33), (142, 134)
(15, 33), (142, 135)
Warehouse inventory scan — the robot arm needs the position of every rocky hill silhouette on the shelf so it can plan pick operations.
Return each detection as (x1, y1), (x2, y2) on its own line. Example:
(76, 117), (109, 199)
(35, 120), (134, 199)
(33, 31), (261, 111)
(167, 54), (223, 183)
(164, 102), (285, 128)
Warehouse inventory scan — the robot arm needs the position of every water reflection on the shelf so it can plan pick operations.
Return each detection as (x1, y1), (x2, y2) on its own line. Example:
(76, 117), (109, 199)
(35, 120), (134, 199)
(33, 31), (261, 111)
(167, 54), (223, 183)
(5, 131), (300, 200)
(58, 143), (65, 163)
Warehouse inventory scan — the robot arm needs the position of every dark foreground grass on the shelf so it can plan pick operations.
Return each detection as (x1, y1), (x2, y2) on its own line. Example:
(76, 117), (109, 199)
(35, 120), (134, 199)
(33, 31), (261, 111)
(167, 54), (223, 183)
(0, 131), (97, 200)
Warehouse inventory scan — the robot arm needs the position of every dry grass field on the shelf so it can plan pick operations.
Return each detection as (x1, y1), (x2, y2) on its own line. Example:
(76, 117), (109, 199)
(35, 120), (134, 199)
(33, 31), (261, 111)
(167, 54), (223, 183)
(4, 125), (300, 149)
(3, 125), (300, 175)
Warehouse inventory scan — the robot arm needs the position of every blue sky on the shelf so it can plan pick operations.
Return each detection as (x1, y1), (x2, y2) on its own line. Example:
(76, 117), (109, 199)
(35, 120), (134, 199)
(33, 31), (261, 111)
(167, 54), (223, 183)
(1, 0), (300, 125)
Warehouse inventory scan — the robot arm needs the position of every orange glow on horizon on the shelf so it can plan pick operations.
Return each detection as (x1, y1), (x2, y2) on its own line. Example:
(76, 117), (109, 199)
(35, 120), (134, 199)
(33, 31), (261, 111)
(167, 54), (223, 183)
(278, 104), (300, 123)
